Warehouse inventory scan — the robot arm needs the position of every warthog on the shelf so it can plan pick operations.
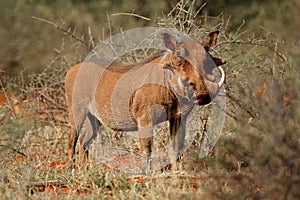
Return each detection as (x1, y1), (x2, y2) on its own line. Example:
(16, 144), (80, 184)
(65, 31), (226, 170)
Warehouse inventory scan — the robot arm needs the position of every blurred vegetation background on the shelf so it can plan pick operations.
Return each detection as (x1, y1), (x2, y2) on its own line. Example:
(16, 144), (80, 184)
(0, 0), (299, 76)
(0, 0), (299, 199)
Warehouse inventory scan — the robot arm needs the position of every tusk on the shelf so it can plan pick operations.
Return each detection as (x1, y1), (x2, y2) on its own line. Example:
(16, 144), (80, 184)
(178, 76), (184, 92)
(217, 66), (225, 87)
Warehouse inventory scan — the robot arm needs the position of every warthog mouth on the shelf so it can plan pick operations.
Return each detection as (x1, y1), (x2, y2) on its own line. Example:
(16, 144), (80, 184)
(193, 66), (225, 104)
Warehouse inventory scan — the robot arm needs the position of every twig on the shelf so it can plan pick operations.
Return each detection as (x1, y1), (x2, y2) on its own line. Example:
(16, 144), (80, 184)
(218, 39), (292, 69)
(226, 92), (255, 119)
(88, 26), (95, 49)
(31, 16), (89, 48)
(168, 0), (183, 17)
(27, 180), (58, 187)
(0, 144), (27, 157)
(194, 2), (207, 18)
(111, 12), (150, 21)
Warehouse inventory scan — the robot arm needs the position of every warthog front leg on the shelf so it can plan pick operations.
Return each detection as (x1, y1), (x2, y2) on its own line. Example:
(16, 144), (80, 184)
(68, 123), (78, 163)
(169, 114), (186, 165)
(137, 117), (153, 173)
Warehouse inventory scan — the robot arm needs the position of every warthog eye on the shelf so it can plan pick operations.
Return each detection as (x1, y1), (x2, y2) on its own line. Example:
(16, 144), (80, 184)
(189, 82), (196, 88)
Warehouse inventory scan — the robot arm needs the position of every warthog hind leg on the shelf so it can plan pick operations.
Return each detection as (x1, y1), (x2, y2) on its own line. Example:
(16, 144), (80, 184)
(78, 112), (101, 162)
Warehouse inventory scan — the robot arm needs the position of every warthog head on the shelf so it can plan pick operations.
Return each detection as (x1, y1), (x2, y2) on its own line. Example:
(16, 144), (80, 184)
(162, 31), (225, 105)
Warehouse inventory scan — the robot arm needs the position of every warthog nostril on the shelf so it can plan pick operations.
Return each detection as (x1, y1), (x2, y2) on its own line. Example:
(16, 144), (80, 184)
(187, 84), (194, 91)
(191, 95), (198, 102)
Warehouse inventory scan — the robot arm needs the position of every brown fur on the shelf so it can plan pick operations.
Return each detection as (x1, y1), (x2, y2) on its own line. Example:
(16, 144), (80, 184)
(65, 32), (226, 169)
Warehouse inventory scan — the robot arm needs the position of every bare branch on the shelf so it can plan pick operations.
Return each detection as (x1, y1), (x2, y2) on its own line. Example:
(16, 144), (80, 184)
(31, 16), (90, 48)
(111, 12), (150, 21)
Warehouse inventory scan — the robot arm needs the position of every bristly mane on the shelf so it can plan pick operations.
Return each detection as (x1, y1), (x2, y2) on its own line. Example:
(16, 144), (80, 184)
(106, 50), (168, 73)
(135, 50), (168, 65)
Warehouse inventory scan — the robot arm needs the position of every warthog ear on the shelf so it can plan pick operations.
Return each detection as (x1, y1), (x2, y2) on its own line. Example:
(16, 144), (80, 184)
(162, 33), (178, 52)
(202, 30), (220, 51)
(175, 47), (189, 58)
